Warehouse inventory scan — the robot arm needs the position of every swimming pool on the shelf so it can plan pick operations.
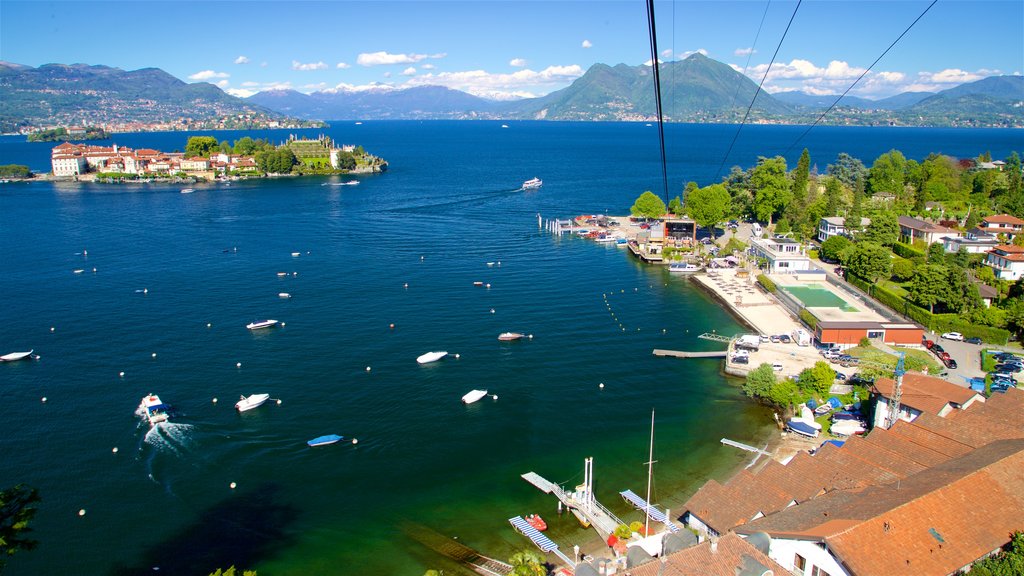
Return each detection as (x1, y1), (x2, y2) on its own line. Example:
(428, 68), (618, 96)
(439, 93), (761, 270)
(783, 284), (859, 311)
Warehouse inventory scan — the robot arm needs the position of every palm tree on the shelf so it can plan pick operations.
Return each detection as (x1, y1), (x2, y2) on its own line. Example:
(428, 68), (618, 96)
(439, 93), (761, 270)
(509, 549), (547, 576)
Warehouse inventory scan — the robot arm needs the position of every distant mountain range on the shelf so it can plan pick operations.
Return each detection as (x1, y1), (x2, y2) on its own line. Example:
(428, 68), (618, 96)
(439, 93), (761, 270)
(2, 56), (1022, 132)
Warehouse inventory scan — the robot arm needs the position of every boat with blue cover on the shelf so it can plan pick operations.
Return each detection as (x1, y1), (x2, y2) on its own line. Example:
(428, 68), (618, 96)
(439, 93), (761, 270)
(307, 434), (344, 447)
(139, 394), (170, 425)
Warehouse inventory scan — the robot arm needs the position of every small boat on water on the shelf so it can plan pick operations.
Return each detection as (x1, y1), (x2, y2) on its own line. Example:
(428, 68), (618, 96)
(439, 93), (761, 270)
(461, 389), (488, 404)
(498, 332), (524, 341)
(291, 252), (301, 257)
(180, 188), (195, 194)
(246, 319), (279, 330)
(522, 177), (542, 189)
(139, 394), (170, 425)
(668, 262), (702, 274)
(235, 393), (270, 412)
(473, 281), (484, 286)
(417, 351), (448, 364)
(1, 350), (34, 362)
(278, 292), (292, 298)
(525, 514), (547, 531)
(307, 434), (344, 447)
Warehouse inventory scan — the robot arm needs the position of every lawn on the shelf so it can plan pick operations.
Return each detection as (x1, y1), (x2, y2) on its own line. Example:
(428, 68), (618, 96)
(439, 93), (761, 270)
(848, 345), (942, 378)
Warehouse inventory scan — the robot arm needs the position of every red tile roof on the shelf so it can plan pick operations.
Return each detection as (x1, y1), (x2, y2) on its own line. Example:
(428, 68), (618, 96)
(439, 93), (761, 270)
(982, 214), (1024, 226)
(624, 532), (787, 576)
(873, 372), (982, 416)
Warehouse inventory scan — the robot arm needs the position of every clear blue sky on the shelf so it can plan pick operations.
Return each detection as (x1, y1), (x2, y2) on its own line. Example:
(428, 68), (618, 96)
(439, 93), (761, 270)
(1, 0), (1021, 99)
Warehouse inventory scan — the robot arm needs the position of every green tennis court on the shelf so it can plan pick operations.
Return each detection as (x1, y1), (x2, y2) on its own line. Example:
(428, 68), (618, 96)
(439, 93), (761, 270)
(783, 285), (858, 311)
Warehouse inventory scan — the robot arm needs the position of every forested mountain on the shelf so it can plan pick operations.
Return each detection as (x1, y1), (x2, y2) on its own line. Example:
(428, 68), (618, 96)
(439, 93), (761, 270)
(249, 85), (499, 120)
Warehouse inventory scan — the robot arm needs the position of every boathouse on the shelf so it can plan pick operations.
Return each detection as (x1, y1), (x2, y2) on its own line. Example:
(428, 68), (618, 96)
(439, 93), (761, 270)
(814, 320), (922, 349)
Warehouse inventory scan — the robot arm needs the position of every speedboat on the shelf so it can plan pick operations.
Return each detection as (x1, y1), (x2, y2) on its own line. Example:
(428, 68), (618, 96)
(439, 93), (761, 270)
(522, 177), (542, 189)
(786, 419), (819, 438)
(235, 393), (270, 412)
(668, 262), (702, 274)
(526, 514), (547, 531)
(246, 319), (279, 330)
(417, 351), (448, 364)
(278, 292), (292, 298)
(1, 350), (34, 362)
(498, 332), (524, 341)
(462, 389), (489, 404)
(180, 188), (194, 194)
(307, 434), (344, 447)
(139, 394), (170, 425)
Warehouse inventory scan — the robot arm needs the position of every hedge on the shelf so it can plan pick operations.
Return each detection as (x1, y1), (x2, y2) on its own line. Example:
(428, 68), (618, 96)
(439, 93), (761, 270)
(799, 308), (818, 330)
(892, 242), (926, 260)
(757, 274), (777, 293)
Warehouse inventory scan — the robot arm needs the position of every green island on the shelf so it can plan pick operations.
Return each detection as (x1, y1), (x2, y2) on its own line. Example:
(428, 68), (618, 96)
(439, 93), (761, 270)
(27, 126), (107, 142)
(0, 164), (33, 179)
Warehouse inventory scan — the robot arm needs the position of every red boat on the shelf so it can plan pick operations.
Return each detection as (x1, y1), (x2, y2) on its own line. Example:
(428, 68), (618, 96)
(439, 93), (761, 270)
(525, 514), (547, 531)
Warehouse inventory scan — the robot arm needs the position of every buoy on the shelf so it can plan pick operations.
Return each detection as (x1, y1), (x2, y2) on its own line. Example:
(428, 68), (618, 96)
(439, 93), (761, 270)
(662, 329), (667, 333)
(207, 323), (212, 328)
(276, 399), (282, 405)
(454, 354), (461, 359)
(151, 353), (157, 358)
(528, 334), (534, 339)
(404, 283), (409, 289)
(78, 509), (86, 516)
(92, 267), (97, 273)
(492, 394), (499, 400)
(112, 447), (118, 453)
(50, 327), (55, 332)
(352, 438), (358, 445)
(486, 283), (491, 288)
(229, 482), (237, 489)
(119, 371), (125, 378)
(41, 397), (47, 403)
(281, 322), (286, 326)
(490, 308), (495, 314)
(366, 366), (371, 371)
(420, 255), (424, 261)
(389, 323), (395, 329)
(212, 398), (218, 403)
(143, 288), (148, 293)
(599, 383), (605, 389)
(497, 261), (501, 266)
(236, 362), (242, 368)
(83, 249), (88, 255)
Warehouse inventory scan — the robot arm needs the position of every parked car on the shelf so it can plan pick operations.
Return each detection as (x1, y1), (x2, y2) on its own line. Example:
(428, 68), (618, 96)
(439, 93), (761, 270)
(940, 351), (951, 361)
(769, 335), (781, 343)
(923, 339), (935, 349)
(944, 358), (958, 369)
(941, 332), (964, 341)
(965, 337), (983, 345)
(732, 355), (749, 365)
(779, 334), (792, 344)
(849, 374), (875, 386)
(759, 334), (771, 343)
(931, 344), (945, 356)
(772, 363), (784, 372)
(995, 364), (1022, 373)
(834, 372), (847, 380)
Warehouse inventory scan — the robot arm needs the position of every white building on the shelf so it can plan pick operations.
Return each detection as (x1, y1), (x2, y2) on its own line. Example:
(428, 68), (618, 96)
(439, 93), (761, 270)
(749, 236), (812, 274)
(51, 153), (87, 176)
(986, 244), (1024, 280)
(897, 215), (960, 245)
(817, 216), (870, 242)
(870, 372), (983, 429)
(979, 214), (1024, 241)
(944, 226), (999, 254)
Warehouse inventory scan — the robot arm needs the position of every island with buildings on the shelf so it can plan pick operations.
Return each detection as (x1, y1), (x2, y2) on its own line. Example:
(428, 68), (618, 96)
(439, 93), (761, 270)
(49, 134), (387, 181)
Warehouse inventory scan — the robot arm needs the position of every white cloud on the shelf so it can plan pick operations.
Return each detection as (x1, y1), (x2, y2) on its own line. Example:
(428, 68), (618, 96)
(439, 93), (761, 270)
(679, 48), (709, 59)
(383, 71), (392, 78)
(233, 56), (249, 65)
(661, 49), (673, 59)
(921, 68), (984, 84)
(643, 58), (664, 66)
(241, 81), (260, 88)
(303, 82), (328, 91)
(581, 39), (592, 48)
(403, 64), (584, 100)
(260, 61), (268, 68)
(336, 62), (351, 69)
(226, 88), (256, 98)
(356, 51), (445, 66)
(875, 71), (906, 83)
(215, 79), (230, 88)
(188, 70), (229, 81)
(323, 82), (396, 94)
(402, 67), (417, 76)
(734, 47), (756, 57)
(510, 58), (527, 67)
(421, 63), (436, 70)
(226, 81), (293, 98)
(292, 60), (328, 71)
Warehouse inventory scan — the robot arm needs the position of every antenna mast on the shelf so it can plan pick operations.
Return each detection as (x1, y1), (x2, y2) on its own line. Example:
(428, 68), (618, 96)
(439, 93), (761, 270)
(885, 353), (906, 429)
(644, 409), (657, 537)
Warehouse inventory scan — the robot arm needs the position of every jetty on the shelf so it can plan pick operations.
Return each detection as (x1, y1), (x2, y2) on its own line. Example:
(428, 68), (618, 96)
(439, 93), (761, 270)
(521, 458), (625, 541)
(652, 349), (727, 358)
(619, 489), (680, 533)
(403, 522), (512, 576)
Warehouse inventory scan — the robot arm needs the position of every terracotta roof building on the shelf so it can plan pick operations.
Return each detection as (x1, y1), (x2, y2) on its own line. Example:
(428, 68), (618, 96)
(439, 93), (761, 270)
(871, 371), (984, 428)
(618, 533), (787, 576)
(986, 244), (1024, 281)
(897, 216), (960, 245)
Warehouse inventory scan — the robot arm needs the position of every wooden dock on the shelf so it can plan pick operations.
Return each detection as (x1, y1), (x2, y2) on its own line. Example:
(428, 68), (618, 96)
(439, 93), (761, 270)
(520, 471), (624, 539)
(653, 349), (728, 358)
(403, 522), (513, 576)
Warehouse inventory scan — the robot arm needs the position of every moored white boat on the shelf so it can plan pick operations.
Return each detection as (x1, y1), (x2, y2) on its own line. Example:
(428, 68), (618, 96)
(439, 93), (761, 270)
(246, 319), (279, 330)
(668, 262), (702, 273)
(461, 389), (488, 404)
(498, 332), (524, 341)
(1, 350), (34, 362)
(139, 394), (170, 425)
(235, 393), (270, 412)
(416, 351), (448, 364)
(522, 177), (542, 189)
(180, 188), (194, 194)
(278, 292), (292, 298)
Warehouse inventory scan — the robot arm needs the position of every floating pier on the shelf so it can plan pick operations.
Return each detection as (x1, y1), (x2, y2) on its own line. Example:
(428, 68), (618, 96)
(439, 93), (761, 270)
(520, 458), (624, 540)
(652, 349), (727, 358)
(508, 516), (575, 568)
(619, 489), (680, 533)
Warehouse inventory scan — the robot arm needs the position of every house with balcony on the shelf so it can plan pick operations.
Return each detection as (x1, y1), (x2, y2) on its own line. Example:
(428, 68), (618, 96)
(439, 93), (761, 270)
(897, 215), (960, 246)
(979, 214), (1024, 241)
(986, 244), (1024, 280)
(943, 226), (999, 254)
(817, 216), (870, 242)
(749, 236), (811, 274)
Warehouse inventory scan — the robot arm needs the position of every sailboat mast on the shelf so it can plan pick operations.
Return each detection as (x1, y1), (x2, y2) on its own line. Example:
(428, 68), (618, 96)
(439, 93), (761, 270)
(644, 409), (655, 537)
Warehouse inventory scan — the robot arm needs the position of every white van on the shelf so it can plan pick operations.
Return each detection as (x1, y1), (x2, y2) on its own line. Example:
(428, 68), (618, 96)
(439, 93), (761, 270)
(751, 223), (763, 237)
(736, 335), (761, 351)
(792, 329), (811, 346)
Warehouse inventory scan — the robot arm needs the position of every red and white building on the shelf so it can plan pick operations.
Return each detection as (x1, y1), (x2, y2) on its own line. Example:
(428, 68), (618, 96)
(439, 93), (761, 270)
(986, 244), (1024, 281)
(979, 214), (1024, 241)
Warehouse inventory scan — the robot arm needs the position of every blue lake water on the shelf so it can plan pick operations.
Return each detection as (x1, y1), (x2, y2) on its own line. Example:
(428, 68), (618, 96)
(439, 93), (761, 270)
(0, 122), (1020, 575)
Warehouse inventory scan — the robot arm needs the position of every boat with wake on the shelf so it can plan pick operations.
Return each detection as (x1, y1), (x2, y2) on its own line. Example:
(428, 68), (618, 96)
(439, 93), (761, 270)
(246, 319), (279, 330)
(235, 393), (270, 412)
(139, 394), (171, 425)
(522, 177), (542, 189)
(417, 351), (448, 364)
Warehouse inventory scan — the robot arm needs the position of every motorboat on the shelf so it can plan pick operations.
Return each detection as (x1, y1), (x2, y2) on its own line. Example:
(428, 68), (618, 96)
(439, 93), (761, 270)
(416, 351), (448, 364)
(473, 281), (484, 286)
(525, 514), (547, 531)
(668, 262), (702, 274)
(307, 434), (344, 447)
(522, 177), (542, 189)
(498, 332), (525, 341)
(246, 319), (279, 330)
(278, 292), (292, 298)
(830, 419), (867, 437)
(461, 389), (489, 404)
(1, 350), (34, 362)
(139, 394), (170, 425)
(180, 188), (194, 194)
(786, 419), (819, 438)
(235, 393), (270, 412)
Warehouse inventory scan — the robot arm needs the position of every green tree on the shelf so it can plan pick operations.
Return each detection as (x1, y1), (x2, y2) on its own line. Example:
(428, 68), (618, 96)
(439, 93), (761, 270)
(969, 531), (1024, 576)
(845, 178), (865, 235)
(208, 568), (256, 576)
(333, 151), (357, 171)
(685, 184), (731, 238)
(826, 152), (867, 190)
(908, 263), (948, 313)
(845, 242), (892, 282)
(185, 136), (219, 158)
(0, 165), (32, 179)
(797, 361), (836, 398)
(509, 549), (546, 576)
(786, 148), (811, 223)
(750, 156), (791, 225)
(667, 195), (683, 215)
(822, 176), (844, 216)
(861, 211), (899, 246)
(819, 235), (851, 263)
(630, 191), (667, 220)
(926, 242), (945, 263)
(743, 363), (777, 399)
(233, 136), (259, 155)
(945, 265), (982, 314)
(1002, 151), (1023, 217)
(0, 484), (40, 571)
(867, 150), (907, 198)
(890, 258), (915, 282)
